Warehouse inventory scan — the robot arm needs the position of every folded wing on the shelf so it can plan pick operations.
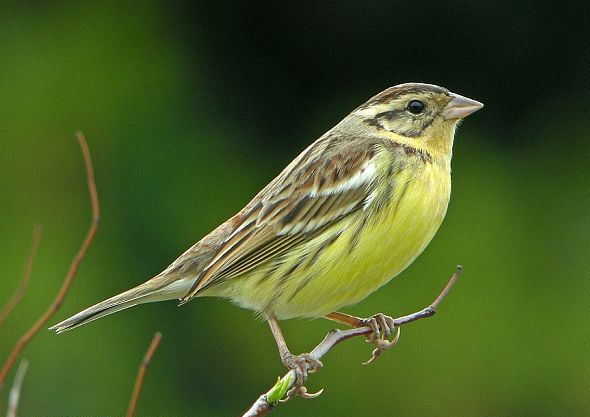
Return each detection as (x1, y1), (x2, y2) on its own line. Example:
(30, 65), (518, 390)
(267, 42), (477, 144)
(180, 137), (380, 302)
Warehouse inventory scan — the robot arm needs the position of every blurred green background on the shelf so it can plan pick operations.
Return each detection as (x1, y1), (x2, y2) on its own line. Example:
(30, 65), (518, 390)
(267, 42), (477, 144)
(1, 2), (589, 416)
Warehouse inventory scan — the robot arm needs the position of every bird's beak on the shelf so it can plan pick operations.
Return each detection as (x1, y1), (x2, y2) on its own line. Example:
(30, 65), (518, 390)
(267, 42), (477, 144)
(442, 93), (484, 120)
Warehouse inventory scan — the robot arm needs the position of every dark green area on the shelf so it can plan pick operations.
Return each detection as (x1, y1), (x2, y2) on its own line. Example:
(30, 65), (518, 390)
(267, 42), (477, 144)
(1, 2), (588, 416)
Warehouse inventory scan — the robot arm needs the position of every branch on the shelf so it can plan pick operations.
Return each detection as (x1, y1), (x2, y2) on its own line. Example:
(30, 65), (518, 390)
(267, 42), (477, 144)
(6, 359), (28, 417)
(0, 132), (100, 386)
(126, 332), (162, 417)
(241, 265), (463, 417)
(0, 225), (42, 326)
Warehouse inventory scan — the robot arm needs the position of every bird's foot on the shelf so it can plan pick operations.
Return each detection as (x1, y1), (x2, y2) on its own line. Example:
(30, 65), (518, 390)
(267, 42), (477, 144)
(361, 313), (401, 365)
(280, 352), (324, 399)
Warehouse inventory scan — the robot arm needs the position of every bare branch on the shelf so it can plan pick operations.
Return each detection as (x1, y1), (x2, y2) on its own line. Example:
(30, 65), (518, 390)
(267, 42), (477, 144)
(126, 332), (162, 417)
(0, 132), (100, 386)
(241, 265), (463, 417)
(0, 225), (42, 326)
(6, 359), (28, 417)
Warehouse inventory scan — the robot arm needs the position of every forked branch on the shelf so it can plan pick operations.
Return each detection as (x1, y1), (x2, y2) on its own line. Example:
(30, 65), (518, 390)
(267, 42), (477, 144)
(242, 265), (463, 417)
(0, 132), (100, 386)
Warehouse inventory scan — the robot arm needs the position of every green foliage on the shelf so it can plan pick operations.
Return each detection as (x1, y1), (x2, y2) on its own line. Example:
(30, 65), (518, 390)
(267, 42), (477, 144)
(266, 375), (295, 406)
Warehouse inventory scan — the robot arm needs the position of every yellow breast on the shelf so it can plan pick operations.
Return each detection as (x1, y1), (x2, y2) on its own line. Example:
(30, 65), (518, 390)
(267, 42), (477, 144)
(220, 153), (452, 319)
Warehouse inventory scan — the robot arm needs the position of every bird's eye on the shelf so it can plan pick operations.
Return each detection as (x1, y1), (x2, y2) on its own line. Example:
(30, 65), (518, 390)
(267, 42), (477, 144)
(407, 100), (425, 114)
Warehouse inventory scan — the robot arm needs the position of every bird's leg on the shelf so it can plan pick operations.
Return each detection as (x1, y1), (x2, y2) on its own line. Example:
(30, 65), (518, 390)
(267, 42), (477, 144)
(325, 311), (401, 364)
(267, 314), (323, 394)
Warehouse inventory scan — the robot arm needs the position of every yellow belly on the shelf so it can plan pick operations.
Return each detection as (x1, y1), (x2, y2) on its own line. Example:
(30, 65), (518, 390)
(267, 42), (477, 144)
(212, 161), (451, 319)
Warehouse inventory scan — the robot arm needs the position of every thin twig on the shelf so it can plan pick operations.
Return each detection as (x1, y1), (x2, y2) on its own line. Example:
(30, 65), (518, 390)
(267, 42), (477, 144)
(0, 225), (42, 326)
(0, 132), (100, 386)
(241, 265), (463, 417)
(126, 332), (162, 417)
(6, 359), (28, 417)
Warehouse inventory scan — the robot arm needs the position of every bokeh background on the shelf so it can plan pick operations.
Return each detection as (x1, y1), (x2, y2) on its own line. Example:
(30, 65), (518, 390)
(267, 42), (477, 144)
(1, 2), (589, 416)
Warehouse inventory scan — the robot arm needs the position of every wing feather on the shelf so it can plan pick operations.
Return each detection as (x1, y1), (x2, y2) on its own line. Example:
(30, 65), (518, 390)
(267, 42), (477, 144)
(180, 137), (380, 302)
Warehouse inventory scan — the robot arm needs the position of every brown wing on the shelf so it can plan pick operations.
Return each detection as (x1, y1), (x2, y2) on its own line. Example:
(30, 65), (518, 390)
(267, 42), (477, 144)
(180, 136), (380, 303)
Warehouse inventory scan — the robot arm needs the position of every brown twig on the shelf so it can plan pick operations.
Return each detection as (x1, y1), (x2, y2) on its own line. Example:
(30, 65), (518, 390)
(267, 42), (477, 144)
(126, 332), (162, 417)
(241, 265), (463, 417)
(6, 359), (28, 417)
(0, 132), (100, 386)
(0, 225), (42, 326)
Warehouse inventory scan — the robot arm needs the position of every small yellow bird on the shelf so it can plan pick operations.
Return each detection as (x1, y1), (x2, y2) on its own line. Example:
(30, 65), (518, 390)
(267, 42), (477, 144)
(51, 83), (482, 383)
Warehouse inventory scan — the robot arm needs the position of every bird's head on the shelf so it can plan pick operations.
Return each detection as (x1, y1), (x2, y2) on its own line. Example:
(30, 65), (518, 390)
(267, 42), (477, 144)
(352, 83), (483, 157)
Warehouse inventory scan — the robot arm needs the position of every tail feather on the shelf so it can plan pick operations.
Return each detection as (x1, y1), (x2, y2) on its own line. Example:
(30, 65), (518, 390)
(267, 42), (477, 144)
(49, 276), (192, 334)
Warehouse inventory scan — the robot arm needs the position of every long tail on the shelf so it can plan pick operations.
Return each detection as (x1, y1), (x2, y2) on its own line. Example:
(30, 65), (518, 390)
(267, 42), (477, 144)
(49, 275), (192, 334)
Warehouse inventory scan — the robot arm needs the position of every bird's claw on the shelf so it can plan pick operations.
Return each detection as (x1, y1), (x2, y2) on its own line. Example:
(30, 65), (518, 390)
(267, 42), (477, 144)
(363, 313), (394, 341)
(281, 352), (323, 388)
(281, 385), (325, 402)
(361, 313), (401, 365)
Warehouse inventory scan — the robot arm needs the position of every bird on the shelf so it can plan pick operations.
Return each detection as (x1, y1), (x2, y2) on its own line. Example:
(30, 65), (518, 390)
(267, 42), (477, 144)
(50, 82), (482, 385)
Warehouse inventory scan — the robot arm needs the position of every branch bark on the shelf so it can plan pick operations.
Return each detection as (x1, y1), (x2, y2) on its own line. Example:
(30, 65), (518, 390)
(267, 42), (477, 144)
(0, 132), (100, 386)
(241, 265), (463, 417)
(0, 225), (42, 326)
(126, 332), (162, 417)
